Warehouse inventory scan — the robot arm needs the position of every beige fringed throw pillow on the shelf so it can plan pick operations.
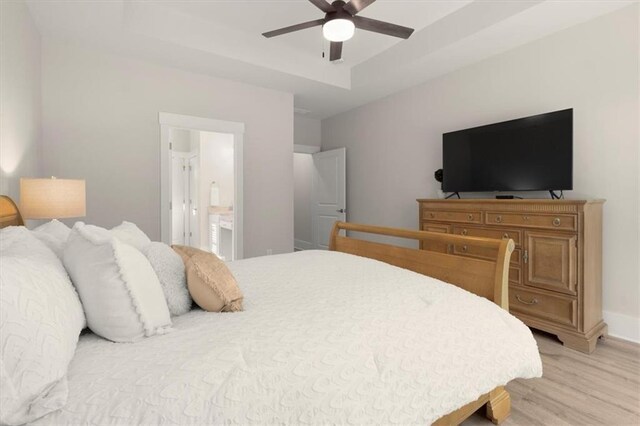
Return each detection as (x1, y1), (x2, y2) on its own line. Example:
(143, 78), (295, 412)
(172, 245), (243, 312)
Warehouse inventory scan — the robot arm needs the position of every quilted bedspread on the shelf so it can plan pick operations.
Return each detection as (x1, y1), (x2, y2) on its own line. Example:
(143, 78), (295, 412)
(35, 250), (542, 425)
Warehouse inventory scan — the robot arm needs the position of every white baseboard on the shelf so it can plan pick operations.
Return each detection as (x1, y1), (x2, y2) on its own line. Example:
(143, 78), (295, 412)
(603, 310), (640, 343)
(294, 239), (313, 251)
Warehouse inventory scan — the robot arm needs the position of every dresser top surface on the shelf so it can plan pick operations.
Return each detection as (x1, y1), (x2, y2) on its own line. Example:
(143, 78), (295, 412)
(417, 198), (605, 205)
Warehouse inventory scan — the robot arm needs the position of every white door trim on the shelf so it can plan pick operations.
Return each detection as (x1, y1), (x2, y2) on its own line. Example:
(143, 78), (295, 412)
(160, 112), (244, 260)
(159, 112), (245, 134)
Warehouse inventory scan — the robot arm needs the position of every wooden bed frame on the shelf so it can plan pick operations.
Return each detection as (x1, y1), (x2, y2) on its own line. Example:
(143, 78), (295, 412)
(330, 221), (515, 425)
(0, 196), (515, 425)
(0, 195), (24, 227)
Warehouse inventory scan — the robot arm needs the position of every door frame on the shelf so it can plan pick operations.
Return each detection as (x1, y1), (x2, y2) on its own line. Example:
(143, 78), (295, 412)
(159, 112), (244, 260)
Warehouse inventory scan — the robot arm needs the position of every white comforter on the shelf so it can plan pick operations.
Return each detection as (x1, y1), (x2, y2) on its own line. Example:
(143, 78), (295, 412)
(35, 250), (542, 425)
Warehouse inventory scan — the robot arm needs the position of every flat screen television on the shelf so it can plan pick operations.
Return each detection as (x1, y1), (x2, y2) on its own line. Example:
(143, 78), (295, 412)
(442, 109), (573, 193)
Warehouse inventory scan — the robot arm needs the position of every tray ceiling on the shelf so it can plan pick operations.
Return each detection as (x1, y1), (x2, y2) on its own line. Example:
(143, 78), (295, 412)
(27, 0), (633, 118)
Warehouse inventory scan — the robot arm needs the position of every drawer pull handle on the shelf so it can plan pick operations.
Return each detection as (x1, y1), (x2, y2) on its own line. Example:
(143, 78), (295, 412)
(523, 215), (529, 221)
(429, 212), (435, 218)
(462, 229), (468, 236)
(503, 233), (509, 239)
(495, 215), (502, 223)
(553, 217), (561, 227)
(461, 245), (468, 252)
(467, 214), (474, 221)
(523, 249), (528, 264)
(516, 294), (539, 305)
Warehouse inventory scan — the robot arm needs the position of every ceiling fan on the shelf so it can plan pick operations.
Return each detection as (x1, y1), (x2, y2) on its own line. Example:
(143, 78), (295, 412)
(262, 0), (414, 62)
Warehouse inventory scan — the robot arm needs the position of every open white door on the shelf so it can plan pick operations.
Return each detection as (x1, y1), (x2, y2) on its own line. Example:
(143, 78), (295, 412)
(171, 155), (186, 245)
(312, 148), (346, 250)
(188, 155), (200, 248)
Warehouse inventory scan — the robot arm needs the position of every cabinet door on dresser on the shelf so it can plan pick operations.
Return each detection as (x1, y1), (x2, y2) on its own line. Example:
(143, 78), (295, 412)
(524, 231), (578, 296)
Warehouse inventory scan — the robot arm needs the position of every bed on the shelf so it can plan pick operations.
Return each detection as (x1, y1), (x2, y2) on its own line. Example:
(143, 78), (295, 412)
(0, 195), (542, 425)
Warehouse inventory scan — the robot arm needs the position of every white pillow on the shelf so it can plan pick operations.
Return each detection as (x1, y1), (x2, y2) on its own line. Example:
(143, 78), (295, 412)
(144, 242), (192, 316)
(0, 226), (85, 425)
(31, 219), (72, 258)
(63, 223), (172, 342)
(110, 221), (152, 252)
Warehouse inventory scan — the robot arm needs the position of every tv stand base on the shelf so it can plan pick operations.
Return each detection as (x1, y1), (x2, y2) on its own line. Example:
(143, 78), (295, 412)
(549, 190), (564, 199)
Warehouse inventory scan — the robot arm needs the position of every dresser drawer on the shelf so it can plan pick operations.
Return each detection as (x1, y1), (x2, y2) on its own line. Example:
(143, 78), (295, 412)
(510, 287), (577, 328)
(423, 209), (482, 224)
(420, 223), (450, 253)
(452, 244), (521, 266)
(453, 225), (521, 246)
(486, 212), (577, 231)
(509, 267), (521, 285)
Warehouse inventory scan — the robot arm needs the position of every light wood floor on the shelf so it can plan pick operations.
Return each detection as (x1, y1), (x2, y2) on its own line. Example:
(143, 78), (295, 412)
(464, 331), (640, 426)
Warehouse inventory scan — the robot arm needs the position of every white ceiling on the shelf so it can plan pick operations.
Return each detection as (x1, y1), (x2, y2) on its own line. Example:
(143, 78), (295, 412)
(161, 0), (467, 67)
(27, 0), (633, 118)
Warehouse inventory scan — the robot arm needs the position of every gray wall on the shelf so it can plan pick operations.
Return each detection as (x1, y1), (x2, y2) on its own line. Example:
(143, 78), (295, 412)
(41, 40), (294, 257)
(294, 116), (321, 147)
(322, 6), (639, 338)
(0, 0), (41, 200)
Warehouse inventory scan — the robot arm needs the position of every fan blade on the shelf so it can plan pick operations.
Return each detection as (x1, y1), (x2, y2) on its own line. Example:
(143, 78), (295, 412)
(344, 0), (376, 15)
(352, 15), (414, 39)
(262, 19), (325, 38)
(330, 41), (343, 61)
(308, 0), (335, 13)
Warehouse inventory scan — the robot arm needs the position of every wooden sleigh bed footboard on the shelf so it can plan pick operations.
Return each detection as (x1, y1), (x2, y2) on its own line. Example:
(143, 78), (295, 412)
(329, 221), (515, 426)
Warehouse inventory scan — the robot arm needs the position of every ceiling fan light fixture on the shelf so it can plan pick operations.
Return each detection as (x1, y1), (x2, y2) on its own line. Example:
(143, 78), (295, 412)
(323, 18), (355, 42)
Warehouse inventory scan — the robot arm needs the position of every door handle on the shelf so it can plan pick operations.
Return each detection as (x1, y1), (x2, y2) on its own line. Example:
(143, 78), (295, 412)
(336, 208), (346, 213)
(516, 294), (538, 305)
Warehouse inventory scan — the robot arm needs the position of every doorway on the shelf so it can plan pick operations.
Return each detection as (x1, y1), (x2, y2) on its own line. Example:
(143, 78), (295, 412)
(160, 113), (244, 260)
(293, 145), (346, 250)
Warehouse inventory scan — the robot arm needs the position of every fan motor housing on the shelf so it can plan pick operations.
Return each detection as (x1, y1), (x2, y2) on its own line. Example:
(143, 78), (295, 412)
(325, 1), (353, 22)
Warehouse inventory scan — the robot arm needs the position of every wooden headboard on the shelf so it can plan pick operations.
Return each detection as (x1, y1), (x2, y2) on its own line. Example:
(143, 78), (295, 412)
(329, 221), (514, 310)
(0, 196), (24, 228)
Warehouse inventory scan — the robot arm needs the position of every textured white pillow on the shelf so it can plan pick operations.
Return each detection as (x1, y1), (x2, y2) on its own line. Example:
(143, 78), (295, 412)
(0, 226), (85, 425)
(31, 219), (72, 258)
(144, 242), (192, 316)
(110, 221), (152, 252)
(63, 223), (172, 342)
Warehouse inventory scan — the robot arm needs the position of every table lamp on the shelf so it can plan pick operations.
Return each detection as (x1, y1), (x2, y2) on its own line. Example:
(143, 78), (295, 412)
(20, 177), (86, 219)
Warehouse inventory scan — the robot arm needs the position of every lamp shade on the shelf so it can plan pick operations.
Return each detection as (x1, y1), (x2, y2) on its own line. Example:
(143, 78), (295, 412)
(20, 177), (86, 219)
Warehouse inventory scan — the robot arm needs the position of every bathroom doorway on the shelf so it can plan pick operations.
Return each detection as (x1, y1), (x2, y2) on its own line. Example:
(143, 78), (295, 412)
(160, 113), (244, 260)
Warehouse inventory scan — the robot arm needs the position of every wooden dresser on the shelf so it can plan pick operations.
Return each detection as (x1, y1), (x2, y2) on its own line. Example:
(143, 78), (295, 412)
(417, 199), (607, 353)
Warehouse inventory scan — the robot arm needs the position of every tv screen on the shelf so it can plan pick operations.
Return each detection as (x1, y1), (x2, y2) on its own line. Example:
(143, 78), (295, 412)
(442, 109), (573, 192)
